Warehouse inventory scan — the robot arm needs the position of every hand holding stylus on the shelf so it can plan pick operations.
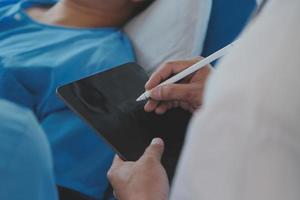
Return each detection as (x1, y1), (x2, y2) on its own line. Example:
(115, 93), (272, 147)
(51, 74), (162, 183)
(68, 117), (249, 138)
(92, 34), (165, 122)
(138, 40), (238, 113)
(144, 57), (212, 114)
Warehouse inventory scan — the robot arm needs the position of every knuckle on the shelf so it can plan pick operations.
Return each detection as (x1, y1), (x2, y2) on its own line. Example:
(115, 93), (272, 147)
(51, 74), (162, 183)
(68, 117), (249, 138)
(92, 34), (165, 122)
(107, 169), (114, 180)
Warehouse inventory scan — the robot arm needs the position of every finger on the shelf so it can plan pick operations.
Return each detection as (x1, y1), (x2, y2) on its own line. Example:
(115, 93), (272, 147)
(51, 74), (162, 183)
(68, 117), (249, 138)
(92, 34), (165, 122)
(143, 138), (164, 161)
(189, 107), (196, 113)
(155, 101), (179, 114)
(145, 58), (202, 90)
(149, 83), (200, 103)
(179, 101), (191, 111)
(167, 102), (174, 109)
(144, 99), (159, 112)
(109, 155), (123, 172)
(171, 101), (180, 108)
(155, 103), (169, 115)
(107, 155), (124, 185)
(191, 65), (212, 82)
(192, 103), (201, 110)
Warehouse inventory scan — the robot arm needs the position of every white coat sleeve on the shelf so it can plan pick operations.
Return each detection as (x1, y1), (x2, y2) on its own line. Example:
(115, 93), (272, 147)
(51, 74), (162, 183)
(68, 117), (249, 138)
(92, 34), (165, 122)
(170, 0), (300, 199)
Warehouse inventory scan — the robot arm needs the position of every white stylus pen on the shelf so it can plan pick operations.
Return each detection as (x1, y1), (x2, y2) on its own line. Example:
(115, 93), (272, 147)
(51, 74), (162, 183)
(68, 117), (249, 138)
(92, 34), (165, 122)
(136, 40), (238, 102)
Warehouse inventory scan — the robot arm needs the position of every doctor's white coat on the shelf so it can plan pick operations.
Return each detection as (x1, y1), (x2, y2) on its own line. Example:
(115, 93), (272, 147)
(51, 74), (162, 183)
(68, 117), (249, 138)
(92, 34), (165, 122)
(171, 0), (300, 199)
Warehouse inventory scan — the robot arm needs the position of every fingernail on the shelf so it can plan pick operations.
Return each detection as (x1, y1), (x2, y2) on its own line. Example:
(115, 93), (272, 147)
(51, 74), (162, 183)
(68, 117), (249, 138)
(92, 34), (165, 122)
(151, 138), (162, 145)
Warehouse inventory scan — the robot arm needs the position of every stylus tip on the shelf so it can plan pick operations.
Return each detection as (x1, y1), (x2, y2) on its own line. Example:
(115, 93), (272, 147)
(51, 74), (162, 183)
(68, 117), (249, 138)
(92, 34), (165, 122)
(136, 95), (144, 102)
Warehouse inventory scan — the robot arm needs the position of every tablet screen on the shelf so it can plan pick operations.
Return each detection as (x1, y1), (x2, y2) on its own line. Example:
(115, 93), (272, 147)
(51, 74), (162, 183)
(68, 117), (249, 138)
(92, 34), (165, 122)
(57, 62), (191, 180)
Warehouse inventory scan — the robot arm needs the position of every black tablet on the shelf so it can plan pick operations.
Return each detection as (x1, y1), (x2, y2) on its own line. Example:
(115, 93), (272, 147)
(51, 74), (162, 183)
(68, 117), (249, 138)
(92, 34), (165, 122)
(56, 62), (191, 181)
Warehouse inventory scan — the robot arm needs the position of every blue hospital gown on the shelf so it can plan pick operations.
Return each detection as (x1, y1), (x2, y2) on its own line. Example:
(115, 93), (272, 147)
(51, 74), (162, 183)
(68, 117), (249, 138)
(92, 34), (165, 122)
(0, 100), (58, 200)
(0, 0), (135, 199)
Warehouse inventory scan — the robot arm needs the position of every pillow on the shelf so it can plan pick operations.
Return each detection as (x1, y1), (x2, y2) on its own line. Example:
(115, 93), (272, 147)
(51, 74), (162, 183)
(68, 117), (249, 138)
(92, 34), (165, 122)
(124, 0), (212, 74)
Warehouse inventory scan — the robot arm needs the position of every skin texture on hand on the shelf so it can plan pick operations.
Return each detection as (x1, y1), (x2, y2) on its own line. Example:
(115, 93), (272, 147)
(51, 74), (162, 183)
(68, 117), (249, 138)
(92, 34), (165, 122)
(144, 57), (212, 114)
(107, 138), (169, 200)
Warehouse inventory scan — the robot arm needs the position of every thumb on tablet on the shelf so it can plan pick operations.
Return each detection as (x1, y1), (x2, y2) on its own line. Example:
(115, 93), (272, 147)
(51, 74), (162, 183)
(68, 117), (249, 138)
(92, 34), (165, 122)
(143, 138), (164, 161)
